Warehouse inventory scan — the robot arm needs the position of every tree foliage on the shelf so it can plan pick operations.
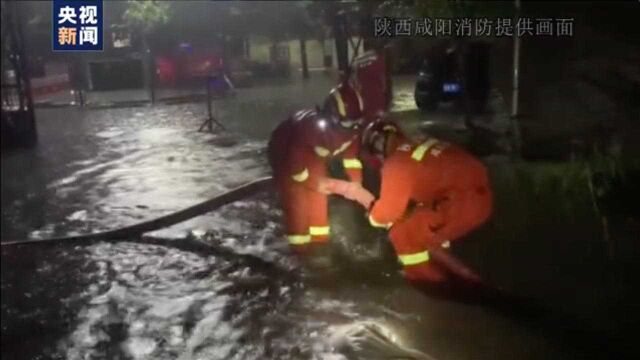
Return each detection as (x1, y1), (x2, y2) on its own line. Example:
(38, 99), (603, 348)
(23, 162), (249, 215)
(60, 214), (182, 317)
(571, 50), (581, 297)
(377, 0), (515, 19)
(122, 0), (170, 35)
(234, 1), (310, 42)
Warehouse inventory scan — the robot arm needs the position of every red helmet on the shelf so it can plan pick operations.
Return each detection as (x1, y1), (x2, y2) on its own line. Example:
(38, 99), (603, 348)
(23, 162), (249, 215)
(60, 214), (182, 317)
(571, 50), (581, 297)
(361, 118), (403, 156)
(324, 82), (364, 130)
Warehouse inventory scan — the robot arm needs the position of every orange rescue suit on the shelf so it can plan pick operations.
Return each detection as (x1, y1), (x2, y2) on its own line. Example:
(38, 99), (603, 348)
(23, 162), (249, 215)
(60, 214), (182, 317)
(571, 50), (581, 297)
(268, 109), (363, 251)
(353, 49), (391, 122)
(368, 139), (493, 282)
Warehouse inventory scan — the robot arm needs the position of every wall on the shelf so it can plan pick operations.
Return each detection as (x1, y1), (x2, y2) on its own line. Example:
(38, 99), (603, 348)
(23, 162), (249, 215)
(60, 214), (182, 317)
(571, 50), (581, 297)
(247, 35), (364, 71)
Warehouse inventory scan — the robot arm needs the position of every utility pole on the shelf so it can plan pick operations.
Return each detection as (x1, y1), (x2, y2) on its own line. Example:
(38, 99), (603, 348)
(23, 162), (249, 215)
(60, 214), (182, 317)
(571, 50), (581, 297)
(510, 0), (523, 158)
(511, 0), (521, 117)
(15, 1), (35, 123)
(300, 34), (309, 80)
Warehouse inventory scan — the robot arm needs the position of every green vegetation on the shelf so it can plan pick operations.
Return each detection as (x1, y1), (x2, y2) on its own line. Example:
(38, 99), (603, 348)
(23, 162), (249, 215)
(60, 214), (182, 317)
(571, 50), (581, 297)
(122, 0), (170, 35)
(376, 0), (515, 18)
(122, 0), (171, 104)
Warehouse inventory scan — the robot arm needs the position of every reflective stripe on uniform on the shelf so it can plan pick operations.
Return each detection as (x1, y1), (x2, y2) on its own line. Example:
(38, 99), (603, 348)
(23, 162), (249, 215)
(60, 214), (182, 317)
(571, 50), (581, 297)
(333, 140), (352, 156)
(339, 119), (357, 129)
(332, 90), (346, 117)
(292, 168), (309, 182)
(398, 250), (430, 266)
(288, 234), (312, 245)
(353, 51), (377, 65)
(383, 125), (398, 133)
(411, 139), (440, 161)
(343, 158), (363, 169)
(314, 146), (330, 157)
(369, 214), (392, 229)
(309, 226), (330, 236)
(294, 109), (315, 120)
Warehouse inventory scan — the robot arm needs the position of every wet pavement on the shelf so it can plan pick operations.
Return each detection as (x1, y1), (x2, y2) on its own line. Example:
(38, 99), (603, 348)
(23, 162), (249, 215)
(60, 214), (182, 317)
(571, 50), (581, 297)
(2, 73), (637, 359)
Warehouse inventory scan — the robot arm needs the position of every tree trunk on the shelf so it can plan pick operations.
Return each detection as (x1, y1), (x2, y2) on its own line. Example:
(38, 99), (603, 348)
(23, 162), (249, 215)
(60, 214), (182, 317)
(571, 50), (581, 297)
(383, 44), (393, 109)
(510, 0), (522, 158)
(243, 36), (250, 59)
(333, 12), (349, 75)
(8, 0), (37, 145)
(270, 40), (277, 63)
(142, 35), (155, 104)
(299, 36), (309, 79)
(322, 31), (333, 69)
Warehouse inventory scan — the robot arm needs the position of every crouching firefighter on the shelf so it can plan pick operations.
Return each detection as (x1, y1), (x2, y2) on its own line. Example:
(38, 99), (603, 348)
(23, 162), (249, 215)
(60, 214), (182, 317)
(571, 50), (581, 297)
(355, 120), (494, 284)
(267, 82), (373, 255)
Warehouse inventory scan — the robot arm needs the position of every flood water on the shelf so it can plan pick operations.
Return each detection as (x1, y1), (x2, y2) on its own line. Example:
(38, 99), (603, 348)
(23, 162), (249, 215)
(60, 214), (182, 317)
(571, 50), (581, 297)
(2, 75), (638, 359)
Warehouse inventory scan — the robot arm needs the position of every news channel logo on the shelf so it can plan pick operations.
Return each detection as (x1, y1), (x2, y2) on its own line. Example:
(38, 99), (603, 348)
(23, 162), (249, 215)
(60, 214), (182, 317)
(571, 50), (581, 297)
(53, 0), (103, 51)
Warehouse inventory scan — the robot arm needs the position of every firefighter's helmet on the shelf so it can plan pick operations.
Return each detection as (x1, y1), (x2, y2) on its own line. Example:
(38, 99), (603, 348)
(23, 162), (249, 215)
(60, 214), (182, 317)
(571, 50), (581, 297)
(361, 118), (402, 157)
(324, 82), (364, 130)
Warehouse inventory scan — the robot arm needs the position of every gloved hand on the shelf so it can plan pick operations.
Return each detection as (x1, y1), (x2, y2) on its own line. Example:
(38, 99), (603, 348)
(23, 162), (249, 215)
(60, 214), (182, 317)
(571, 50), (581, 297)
(317, 178), (351, 195)
(318, 179), (374, 209)
(343, 182), (375, 209)
(317, 178), (339, 194)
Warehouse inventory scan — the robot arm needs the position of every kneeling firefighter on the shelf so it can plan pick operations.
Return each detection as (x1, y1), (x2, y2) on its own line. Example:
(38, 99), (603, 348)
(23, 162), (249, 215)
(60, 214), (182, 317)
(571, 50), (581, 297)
(346, 120), (494, 285)
(268, 82), (374, 255)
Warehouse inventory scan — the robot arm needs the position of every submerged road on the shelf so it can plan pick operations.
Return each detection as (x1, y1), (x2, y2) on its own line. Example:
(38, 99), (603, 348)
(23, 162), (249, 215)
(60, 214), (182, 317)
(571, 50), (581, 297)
(2, 74), (633, 359)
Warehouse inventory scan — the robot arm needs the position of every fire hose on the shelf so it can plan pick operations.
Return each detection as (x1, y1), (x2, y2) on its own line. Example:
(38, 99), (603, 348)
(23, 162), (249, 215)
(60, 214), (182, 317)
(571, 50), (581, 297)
(0, 176), (274, 247)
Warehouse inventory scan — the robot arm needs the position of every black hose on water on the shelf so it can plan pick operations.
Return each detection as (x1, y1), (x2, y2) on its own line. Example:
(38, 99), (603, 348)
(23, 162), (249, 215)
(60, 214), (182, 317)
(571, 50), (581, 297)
(0, 177), (274, 247)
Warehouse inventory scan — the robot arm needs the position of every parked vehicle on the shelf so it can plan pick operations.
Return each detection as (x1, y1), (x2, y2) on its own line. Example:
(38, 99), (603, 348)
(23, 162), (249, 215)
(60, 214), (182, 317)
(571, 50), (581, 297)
(156, 43), (225, 86)
(415, 40), (491, 114)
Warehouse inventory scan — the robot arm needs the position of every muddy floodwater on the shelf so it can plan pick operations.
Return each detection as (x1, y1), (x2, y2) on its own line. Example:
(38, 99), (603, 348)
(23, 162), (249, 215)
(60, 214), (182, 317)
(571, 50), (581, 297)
(2, 77), (638, 359)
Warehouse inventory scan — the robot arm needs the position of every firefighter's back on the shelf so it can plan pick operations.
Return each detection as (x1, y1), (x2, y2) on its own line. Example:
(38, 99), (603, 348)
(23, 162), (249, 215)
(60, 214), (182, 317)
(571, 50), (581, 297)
(399, 141), (490, 201)
(267, 109), (317, 175)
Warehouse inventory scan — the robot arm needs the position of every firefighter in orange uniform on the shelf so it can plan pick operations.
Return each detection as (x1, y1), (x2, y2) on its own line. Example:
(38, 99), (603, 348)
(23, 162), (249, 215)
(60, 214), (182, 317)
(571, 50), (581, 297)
(268, 82), (370, 254)
(353, 40), (392, 123)
(352, 40), (393, 172)
(356, 120), (493, 284)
